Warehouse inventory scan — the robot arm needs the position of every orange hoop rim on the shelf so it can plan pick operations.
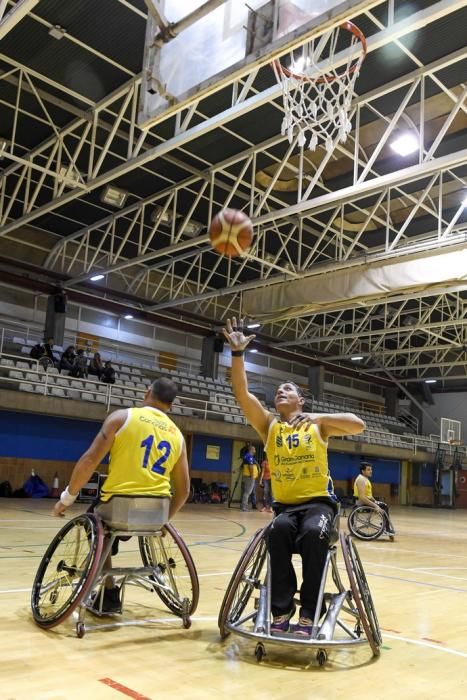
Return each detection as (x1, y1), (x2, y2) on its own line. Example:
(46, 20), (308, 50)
(272, 21), (367, 85)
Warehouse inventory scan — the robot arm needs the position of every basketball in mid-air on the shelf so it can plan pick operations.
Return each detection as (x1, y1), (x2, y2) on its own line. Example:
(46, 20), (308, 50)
(208, 208), (253, 257)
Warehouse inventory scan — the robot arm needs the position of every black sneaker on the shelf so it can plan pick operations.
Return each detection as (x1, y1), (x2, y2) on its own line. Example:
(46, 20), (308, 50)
(90, 586), (121, 615)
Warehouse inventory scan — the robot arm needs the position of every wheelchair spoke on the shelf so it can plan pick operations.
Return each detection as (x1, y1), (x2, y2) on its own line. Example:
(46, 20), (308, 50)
(139, 523), (199, 617)
(31, 514), (103, 628)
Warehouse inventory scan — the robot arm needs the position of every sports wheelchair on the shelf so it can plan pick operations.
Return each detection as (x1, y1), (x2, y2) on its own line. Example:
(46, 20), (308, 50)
(31, 497), (199, 638)
(218, 509), (381, 665)
(348, 503), (396, 541)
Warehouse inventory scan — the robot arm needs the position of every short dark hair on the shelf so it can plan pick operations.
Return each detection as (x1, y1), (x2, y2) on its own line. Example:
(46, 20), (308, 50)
(360, 462), (372, 473)
(276, 380), (304, 397)
(151, 377), (178, 405)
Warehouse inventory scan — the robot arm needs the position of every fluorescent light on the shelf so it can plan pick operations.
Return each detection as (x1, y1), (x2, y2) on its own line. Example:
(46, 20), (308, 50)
(249, 348), (258, 353)
(101, 185), (128, 208)
(425, 379), (437, 384)
(124, 314), (134, 320)
(90, 274), (104, 281)
(351, 356), (364, 361)
(247, 323), (261, 329)
(462, 194), (467, 208)
(390, 133), (418, 156)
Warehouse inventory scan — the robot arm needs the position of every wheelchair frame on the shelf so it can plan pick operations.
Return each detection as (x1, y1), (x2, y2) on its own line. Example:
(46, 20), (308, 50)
(31, 505), (199, 638)
(348, 505), (396, 541)
(218, 522), (381, 665)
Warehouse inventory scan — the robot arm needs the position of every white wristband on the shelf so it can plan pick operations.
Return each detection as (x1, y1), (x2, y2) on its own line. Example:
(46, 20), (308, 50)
(60, 486), (77, 507)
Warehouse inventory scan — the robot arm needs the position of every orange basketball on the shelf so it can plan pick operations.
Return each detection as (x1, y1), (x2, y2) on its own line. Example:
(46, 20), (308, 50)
(209, 208), (253, 257)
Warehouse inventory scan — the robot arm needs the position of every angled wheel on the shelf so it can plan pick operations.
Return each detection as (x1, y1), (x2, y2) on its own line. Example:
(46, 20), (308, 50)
(31, 514), (104, 629)
(218, 528), (267, 639)
(139, 523), (199, 617)
(340, 532), (382, 656)
(348, 506), (385, 540)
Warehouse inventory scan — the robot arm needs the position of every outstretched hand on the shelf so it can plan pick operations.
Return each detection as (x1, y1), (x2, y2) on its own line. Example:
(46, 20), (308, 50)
(222, 317), (256, 352)
(288, 412), (322, 430)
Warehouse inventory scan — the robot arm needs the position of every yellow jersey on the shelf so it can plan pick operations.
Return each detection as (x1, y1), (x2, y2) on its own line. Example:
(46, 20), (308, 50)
(264, 419), (335, 505)
(100, 406), (184, 502)
(242, 453), (259, 479)
(353, 474), (373, 500)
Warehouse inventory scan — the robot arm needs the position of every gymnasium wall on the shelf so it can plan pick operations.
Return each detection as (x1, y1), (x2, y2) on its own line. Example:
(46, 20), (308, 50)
(0, 407), (404, 506)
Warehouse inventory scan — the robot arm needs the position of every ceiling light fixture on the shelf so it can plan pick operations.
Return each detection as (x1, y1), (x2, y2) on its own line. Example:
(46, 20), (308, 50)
(351, 356), (364, 361)
(249, 348), (258, 353)
(425, 379), (437, 384)
(124, 314), (134, 320)
(101, 185), (128, 208)
(390, 132), (418, 156)
(90, 274), (104, 282)
(247, 322), (261, 329)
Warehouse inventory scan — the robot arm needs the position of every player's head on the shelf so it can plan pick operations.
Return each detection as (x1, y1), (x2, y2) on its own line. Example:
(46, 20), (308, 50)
(360, 461), (373, 477)
(147, 377), (178, 408)
(248, 445), (256, 455)
(274, 380), (305, 415)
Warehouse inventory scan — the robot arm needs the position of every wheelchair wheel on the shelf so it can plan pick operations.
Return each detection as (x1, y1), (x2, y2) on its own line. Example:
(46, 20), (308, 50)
(348, 506), (385, 540)
(340, 532), (382, 656)
(139, 523), (199, 617)
(31, 514), (104, 629)
(218, 528), (267, 639)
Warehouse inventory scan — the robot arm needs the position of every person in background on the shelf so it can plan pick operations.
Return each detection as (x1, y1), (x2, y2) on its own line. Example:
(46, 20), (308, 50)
(353, 462), (395, 539)
(59, 345), (76, 373)
(260, 452), (273, 513)
(43, 337), (59, 366)
(101, 360), (116, 384)
(70, 348), (88, 378)
(88, 352), (104, 380)
(240, 445), (259, 512)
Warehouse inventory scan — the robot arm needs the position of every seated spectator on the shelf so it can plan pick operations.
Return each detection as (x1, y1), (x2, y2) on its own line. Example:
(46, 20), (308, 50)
(43, 337), (59, 367)
(60, 345), (76, 373)
(101, 360), (116, 384)
(30, 342), (46, 361)
(88, 352), (104, 379)
(69, 348), (88, 378)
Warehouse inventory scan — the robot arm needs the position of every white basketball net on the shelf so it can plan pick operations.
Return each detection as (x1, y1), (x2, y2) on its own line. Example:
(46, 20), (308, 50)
(273, 23), (366, 153)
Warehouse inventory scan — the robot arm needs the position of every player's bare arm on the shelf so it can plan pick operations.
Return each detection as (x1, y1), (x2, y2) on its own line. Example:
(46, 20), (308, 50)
(222, 316), (273, 442)
(52, 409), (127, 517)
(168, 438), (190, 520)
(290, 412), (365, 440)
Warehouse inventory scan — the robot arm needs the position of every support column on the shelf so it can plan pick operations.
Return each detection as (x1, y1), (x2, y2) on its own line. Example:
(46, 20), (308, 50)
(200, 333), (223, 378)
(385, 386), (398, 417)
(307, 365), (324, 401)
(44, 291), (67, 345)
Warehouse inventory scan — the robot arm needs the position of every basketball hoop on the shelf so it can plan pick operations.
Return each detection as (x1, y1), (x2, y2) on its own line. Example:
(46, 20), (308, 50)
(272, 22), (367, 153)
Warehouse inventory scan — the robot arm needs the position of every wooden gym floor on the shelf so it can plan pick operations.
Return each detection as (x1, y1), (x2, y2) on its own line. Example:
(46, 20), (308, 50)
(1, 500), (466, 700)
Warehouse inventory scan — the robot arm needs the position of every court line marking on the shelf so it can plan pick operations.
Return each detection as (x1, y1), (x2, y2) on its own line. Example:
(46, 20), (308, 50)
(99, 677), (151, 700)
(366, 561), (467, 583)
(383, 633), (467, 659)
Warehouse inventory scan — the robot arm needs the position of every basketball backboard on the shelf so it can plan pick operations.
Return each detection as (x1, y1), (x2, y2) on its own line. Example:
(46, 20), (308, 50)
(440, 417), (462, 444)
(139, 0), (368, 128)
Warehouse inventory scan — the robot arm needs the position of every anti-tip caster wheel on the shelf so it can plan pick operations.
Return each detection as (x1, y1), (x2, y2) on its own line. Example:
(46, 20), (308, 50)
(182, 615), (191, 629)
(316, 649), (327, 667)
(255, 643), (265, 662)
(76, 622), (86, 638)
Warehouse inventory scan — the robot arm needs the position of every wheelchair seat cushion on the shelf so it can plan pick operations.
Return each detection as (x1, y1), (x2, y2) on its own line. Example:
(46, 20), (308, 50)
(96, 496), (170, 531)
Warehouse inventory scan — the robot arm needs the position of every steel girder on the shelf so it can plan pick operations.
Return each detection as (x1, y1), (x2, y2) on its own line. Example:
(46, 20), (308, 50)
(1, 0), (467, 385)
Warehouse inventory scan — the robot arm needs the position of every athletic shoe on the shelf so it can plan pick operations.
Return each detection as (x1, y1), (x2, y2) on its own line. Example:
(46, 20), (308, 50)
(295, 616), (313, 636)
(90, 586), (121, 615)
(271, 605), (296, 633)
